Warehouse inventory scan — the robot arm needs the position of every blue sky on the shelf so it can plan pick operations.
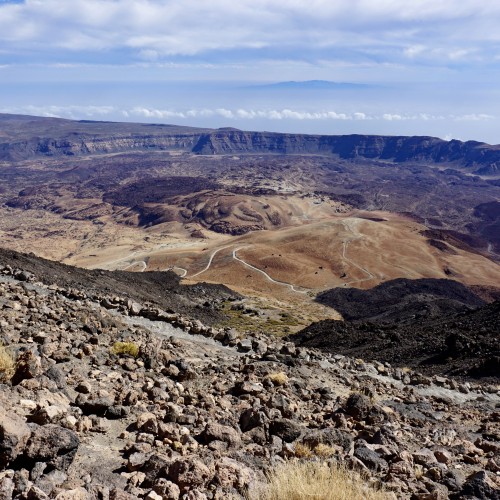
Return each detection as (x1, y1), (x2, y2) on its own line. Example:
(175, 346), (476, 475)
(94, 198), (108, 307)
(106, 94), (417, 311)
(1, 0), (500, 143)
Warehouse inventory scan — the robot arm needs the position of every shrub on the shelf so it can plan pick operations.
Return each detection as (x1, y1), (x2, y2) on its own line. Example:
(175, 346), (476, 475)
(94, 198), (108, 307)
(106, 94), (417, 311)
(267, 372), (288, 386)
(259, 460), (387, 500)
(313, 443), (337, 459)
(111, 341), (139, 358)
(293, 443), (338, 459)
(293, 443), (313, 458)
(0, 344), (15, 382)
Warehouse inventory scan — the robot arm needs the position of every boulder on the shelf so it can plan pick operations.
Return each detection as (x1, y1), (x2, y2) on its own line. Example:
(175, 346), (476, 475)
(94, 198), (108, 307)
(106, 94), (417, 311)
(199, 423), (242, 448)
(25, 424), (79, 471)
(11, 350), (42, 385)
(167, 458), (211, 491)
(0, 412), (31, 467)
(301, 428), (353, 453)
(213, 457), (257, 491)
(354, 446), (388, 473)
(457, 471), (500, 500)
(268, 419), (303, 443)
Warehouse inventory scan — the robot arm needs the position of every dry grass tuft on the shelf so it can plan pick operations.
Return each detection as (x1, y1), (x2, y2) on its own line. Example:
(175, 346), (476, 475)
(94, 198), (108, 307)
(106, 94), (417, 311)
(111, 341), (139, 358)
(294, 443), (338, 459)
(259, 460), (388, 500)
(267, 372), (288, 386)
(0, 344), (15, 382)
(293, 443), (314, 458)
(313, 443), (337, 458)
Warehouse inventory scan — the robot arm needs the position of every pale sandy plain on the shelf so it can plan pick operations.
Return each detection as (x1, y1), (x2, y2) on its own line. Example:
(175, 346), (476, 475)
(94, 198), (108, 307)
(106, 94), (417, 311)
(1, 193), (499, 328)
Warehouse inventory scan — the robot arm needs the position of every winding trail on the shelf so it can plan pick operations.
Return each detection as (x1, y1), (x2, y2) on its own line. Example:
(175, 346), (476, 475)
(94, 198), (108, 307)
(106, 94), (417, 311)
(232, 246), (309, 294)
(163, 266), (188, 277)
(123, 260), (147, 272)
(173, 266), (188, 278)
(340, 221), (375, 285)
(189, 246), (232, 278)
(184, 244), (309, 294)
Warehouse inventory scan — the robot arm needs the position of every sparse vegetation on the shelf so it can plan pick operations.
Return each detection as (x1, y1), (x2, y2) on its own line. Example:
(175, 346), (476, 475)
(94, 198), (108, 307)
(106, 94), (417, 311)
(293, 443), (313, 458)
(218, 300), (306, 337)
(293, 443), (337, 459)
(258, 460), (387, 500)
(111, 341), (139, 358)
(267, 371), (288, 386)
(313, 444), (338, 459)
(0, 343), (15, 382)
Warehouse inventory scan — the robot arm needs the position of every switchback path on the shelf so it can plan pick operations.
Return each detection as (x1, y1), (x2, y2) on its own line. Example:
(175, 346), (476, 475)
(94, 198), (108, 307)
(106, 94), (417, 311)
(232, 246), (309, 294)
(188, 246), (232, 278)
(340, 220), (375, 286)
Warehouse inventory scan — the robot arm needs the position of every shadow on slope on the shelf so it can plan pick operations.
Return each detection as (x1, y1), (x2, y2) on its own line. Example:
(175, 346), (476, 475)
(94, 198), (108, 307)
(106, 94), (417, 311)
(316, 278), (486, 324)
(292, 279), (499, 379)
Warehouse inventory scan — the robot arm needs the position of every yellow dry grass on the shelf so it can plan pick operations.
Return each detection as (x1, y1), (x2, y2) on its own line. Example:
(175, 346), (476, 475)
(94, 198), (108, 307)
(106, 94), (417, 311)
(258, 461), (388, 500)
(0, 344), (15, 382)
(111, 341), (139, 358)
(267, 372), (289, 386)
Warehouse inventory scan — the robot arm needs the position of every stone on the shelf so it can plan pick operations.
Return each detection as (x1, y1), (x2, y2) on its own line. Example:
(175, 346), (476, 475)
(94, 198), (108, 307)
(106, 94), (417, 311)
(76, 393), (115, 416)
(11, 350), (42, 385)
(153, 479), (180, 500)
(25, 424), (79, 471)
(54, 488), (90, 499)
(128, 452), (150, 472)
(233, 380), (264, 396)
(200, 422), (241, 448)
(301, 428), (353, 453)
(239, 408), (267, 432)
(145, 491), (162, 500)
(27, 486), (50, 500)
(433, 448), (452, 464)
(354, 446), (388, 473)
(109, 489), (137, 500)
(0, 475), (15, 499)
(75, 381), (92, 394)
(475, 438), (500, 454)
(167, 458), (211, 491)
(268, 419), (303, 443)
(0, 411), (31, 467)
(30, 405), (67, 425)
(45, 366), (68, 390)
(387, 460), (415, 480)
(343, 393), (372, 420)
(458, 471), (500, 500)
(213, 457), (256, 491)
(136, 413), (159, 435)
(413, 448), (438, 467)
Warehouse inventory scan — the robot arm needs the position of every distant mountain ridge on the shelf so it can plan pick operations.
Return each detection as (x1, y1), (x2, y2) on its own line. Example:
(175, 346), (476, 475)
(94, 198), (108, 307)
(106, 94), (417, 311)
(247, 80), (372, 90)
(1, 113), (500, 174)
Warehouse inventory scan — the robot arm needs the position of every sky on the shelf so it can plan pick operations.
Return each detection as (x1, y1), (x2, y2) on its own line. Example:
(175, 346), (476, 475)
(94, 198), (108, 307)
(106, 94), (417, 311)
(1, 0), (500, 143)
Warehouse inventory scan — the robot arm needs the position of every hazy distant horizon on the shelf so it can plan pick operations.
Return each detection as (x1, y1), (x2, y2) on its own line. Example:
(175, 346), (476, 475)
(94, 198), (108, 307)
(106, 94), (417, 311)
(1, 1), (500, 144)
(2, 78), (499, 144)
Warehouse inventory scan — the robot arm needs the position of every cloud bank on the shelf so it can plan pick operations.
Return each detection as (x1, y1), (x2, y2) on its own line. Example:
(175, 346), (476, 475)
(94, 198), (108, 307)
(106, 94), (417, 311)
(0, 0), (500, 68)
(1, 104), (494, 124)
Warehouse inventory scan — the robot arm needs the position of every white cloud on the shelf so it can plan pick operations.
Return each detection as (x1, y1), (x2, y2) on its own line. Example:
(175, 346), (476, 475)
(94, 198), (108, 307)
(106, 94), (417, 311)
(453, 113), (494, 121)
(0, 104), (116, 119)
(3, 105), (493, 124)
(1, 0), (500, 65)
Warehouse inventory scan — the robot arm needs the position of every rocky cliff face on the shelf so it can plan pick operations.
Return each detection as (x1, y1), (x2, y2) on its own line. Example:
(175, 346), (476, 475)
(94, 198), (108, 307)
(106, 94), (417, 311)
(0, 134), (202, 161)
(1, 114), (500, 174)
(192, 131), (500, 174)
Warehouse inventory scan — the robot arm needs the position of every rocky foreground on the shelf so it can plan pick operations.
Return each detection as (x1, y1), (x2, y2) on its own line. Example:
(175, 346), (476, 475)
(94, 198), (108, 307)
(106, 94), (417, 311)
(1, 263), (499, 499)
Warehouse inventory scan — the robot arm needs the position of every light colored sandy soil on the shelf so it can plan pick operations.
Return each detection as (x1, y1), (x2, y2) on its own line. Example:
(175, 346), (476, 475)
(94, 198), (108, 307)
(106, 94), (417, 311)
(2, 197), (499, 328)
